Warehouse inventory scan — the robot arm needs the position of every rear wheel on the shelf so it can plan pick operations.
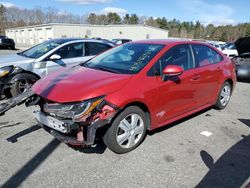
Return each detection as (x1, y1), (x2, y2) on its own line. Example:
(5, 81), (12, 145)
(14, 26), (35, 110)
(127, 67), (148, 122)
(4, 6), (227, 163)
(214, 81), (232, 110)
(10, 73), (38, 97)
(103, 106), (148, 154)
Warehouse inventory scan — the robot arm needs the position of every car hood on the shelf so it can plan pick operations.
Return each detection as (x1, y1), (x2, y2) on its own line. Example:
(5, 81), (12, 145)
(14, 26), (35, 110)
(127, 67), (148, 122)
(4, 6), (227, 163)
(0, 54), (34, 68)
(32, 66), (132, 103)
(235, 37), (250, 55)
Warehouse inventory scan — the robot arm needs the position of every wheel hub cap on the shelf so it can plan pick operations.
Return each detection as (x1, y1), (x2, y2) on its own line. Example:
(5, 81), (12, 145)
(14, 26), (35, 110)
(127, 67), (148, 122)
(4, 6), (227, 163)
(116, 113), (145, 149)
(220, 85), (231, 106)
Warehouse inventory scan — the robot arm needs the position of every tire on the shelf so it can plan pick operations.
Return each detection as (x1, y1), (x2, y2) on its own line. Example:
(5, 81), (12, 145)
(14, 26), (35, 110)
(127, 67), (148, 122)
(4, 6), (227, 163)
(10, 73), (39, 97)
(103, 106), (148, 154)
(214, 81), (232, 110)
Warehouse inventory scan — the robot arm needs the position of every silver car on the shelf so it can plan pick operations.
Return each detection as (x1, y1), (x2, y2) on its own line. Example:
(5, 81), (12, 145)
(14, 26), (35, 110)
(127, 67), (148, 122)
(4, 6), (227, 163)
(0, 38), (115, 99)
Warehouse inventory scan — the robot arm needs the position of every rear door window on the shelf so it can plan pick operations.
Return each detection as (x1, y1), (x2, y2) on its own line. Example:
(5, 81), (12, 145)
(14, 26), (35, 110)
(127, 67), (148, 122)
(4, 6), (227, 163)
(55, 42), (84, 59)
(192, 44), (223, 67)
(85, 42), (111, 56)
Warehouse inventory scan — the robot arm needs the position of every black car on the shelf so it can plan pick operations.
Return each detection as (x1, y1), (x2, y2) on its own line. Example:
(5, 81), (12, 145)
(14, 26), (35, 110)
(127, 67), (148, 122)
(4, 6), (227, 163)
(233, 37), (250, 81)
(0, 36), (15, 50)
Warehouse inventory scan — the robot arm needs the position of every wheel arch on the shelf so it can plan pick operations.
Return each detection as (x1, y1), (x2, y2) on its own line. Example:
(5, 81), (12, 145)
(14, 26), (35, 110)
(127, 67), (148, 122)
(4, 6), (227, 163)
(14, 70), (41, 80)
(224, 78), (234, 93)
(121, 101), (151, 130)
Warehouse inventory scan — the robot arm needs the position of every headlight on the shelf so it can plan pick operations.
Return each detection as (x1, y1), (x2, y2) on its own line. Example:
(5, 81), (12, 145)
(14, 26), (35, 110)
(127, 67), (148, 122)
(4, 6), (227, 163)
(0, 66), (12, 78)
(44, 96), (105, 122)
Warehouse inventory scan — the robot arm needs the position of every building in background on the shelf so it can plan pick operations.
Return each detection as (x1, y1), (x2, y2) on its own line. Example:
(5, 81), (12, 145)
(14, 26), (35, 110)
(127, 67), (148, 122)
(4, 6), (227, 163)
(5, 23), (169, 46)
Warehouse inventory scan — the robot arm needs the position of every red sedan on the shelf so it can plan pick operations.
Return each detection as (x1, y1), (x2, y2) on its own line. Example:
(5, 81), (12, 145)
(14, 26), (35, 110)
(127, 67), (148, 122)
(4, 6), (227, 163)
(0, 39), (237, 154)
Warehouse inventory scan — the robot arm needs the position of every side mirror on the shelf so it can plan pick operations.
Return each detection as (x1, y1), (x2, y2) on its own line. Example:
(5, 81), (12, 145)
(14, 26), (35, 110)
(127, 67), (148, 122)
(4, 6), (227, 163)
(162, 65), (184, 77)
(49, 54), (61, 61)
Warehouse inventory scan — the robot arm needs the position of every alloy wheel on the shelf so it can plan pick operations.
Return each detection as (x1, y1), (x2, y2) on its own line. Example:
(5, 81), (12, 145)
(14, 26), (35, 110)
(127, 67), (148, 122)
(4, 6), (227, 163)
(220, 85), (231, 106)
(18, 79), (32, 93)
(116, 113), (145, 148)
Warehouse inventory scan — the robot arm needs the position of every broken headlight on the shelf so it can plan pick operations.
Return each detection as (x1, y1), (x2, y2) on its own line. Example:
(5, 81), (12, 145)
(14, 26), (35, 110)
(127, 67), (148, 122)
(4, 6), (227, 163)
(0, 66), (12, 78)
(43, 96), (104, 122)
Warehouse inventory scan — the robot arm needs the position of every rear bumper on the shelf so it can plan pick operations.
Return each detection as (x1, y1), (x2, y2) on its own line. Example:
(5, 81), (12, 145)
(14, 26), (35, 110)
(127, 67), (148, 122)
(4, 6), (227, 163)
(236, 66), (250, 79)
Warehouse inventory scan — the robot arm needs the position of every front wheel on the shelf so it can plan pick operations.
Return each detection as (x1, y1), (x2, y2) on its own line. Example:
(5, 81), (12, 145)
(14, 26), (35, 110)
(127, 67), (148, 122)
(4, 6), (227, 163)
(10, 73), (38, 97)
(214, 81), (232, 110)
(103, 106), (148, 154)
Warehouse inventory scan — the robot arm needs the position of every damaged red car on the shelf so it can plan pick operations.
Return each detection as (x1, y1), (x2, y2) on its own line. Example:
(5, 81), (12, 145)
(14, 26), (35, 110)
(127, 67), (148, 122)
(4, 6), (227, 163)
(0, 40), (236, 154)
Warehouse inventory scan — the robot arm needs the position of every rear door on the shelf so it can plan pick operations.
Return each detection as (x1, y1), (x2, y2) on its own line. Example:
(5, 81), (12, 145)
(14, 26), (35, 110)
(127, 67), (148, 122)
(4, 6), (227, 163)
(191, 44), (224, 107)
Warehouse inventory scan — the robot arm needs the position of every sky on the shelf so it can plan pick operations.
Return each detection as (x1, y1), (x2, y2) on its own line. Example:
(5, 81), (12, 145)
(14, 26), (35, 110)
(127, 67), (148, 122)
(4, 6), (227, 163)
(0, 0), (250, 25)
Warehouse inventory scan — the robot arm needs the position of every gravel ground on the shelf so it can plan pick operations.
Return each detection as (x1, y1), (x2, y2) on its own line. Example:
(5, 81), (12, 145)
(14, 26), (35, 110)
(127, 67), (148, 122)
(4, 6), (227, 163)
(0, 50), (249, 188)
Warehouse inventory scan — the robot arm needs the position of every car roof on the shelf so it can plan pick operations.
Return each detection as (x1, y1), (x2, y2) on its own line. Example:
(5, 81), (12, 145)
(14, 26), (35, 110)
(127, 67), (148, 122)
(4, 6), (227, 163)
(130, 39), (209, 46)
(48, 38), (115, 46)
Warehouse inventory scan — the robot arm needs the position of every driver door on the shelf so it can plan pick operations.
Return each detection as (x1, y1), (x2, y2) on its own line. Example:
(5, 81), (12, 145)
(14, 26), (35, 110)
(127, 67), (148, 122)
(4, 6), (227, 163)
(147, 44), (200, 127)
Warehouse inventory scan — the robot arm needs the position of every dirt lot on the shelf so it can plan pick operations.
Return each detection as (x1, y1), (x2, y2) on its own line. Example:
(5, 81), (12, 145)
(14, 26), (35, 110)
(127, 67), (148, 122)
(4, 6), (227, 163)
(0, 49), (249, 188)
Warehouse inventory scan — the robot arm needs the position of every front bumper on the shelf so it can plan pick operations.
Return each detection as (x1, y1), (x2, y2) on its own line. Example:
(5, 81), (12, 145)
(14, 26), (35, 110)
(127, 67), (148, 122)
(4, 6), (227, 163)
(33, 105), (118, 146)
(37, 117), (110, 146)
(33, 111), (69, 133)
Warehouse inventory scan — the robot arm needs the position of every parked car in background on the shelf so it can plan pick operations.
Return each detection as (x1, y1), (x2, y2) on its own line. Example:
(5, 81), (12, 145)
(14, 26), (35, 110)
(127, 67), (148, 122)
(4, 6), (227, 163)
(233, 37), (250, 81)
(222, 43), (238, 58)
(111, 38), (132, 45)
(0, 38), (115, 99)
(92, 37), (117, 46)
(0, 39), (236, 154)
(0, 36), (15, 50)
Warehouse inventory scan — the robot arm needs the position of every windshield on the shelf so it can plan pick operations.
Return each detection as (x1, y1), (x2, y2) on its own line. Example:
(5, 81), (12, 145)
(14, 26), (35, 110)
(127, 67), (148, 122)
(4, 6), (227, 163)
(228, 44), (236, 50)
(83, 43), (164, 74)
(19, 40), (64, 59)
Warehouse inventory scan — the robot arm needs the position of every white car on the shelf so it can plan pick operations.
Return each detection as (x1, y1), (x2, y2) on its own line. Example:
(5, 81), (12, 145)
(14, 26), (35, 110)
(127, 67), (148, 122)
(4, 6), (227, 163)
(0, 38), (115, 98)
(222, 43), (238, 58)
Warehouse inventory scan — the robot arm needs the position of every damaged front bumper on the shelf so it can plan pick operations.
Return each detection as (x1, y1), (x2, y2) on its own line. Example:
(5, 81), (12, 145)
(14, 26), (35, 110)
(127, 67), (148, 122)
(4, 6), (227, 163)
(33, 102), (119, 146)
(0, 90), (119, 146)
(34, 111), (113, 146)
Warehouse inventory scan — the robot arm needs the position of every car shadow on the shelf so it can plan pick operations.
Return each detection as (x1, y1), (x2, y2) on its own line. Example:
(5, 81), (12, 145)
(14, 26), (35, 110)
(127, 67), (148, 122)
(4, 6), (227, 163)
(196, 119), (250, 188)
(1, 139), (61, 188)
(6, 124), (41, 143)
(148, 107), (212, 136)
(196, 135), (250, 188)
(70, 140), (107, 154)
(237, 79), (250, 83)
(238, 119), (250, 128)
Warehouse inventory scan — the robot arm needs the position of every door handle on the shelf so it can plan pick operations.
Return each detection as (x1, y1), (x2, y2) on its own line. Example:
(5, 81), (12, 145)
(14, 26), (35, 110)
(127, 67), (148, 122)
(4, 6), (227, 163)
(191, 74), (201, 81)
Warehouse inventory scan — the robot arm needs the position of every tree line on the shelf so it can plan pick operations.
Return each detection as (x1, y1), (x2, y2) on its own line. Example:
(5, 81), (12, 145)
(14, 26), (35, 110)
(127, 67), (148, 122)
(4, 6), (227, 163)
(1, 4), (250, 42)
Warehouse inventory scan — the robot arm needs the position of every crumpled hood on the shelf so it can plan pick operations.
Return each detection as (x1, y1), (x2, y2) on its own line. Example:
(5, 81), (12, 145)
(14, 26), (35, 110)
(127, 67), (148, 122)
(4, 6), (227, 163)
(235, 37), (250, 55)
(32, 66), (132, 103)
(0, 54), (34, 68)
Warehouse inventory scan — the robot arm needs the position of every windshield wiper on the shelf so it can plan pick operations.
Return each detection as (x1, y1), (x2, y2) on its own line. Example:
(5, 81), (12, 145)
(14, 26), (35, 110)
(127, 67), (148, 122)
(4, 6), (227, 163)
(81, 62), (89, 67)
(96, 66), (120, 74)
